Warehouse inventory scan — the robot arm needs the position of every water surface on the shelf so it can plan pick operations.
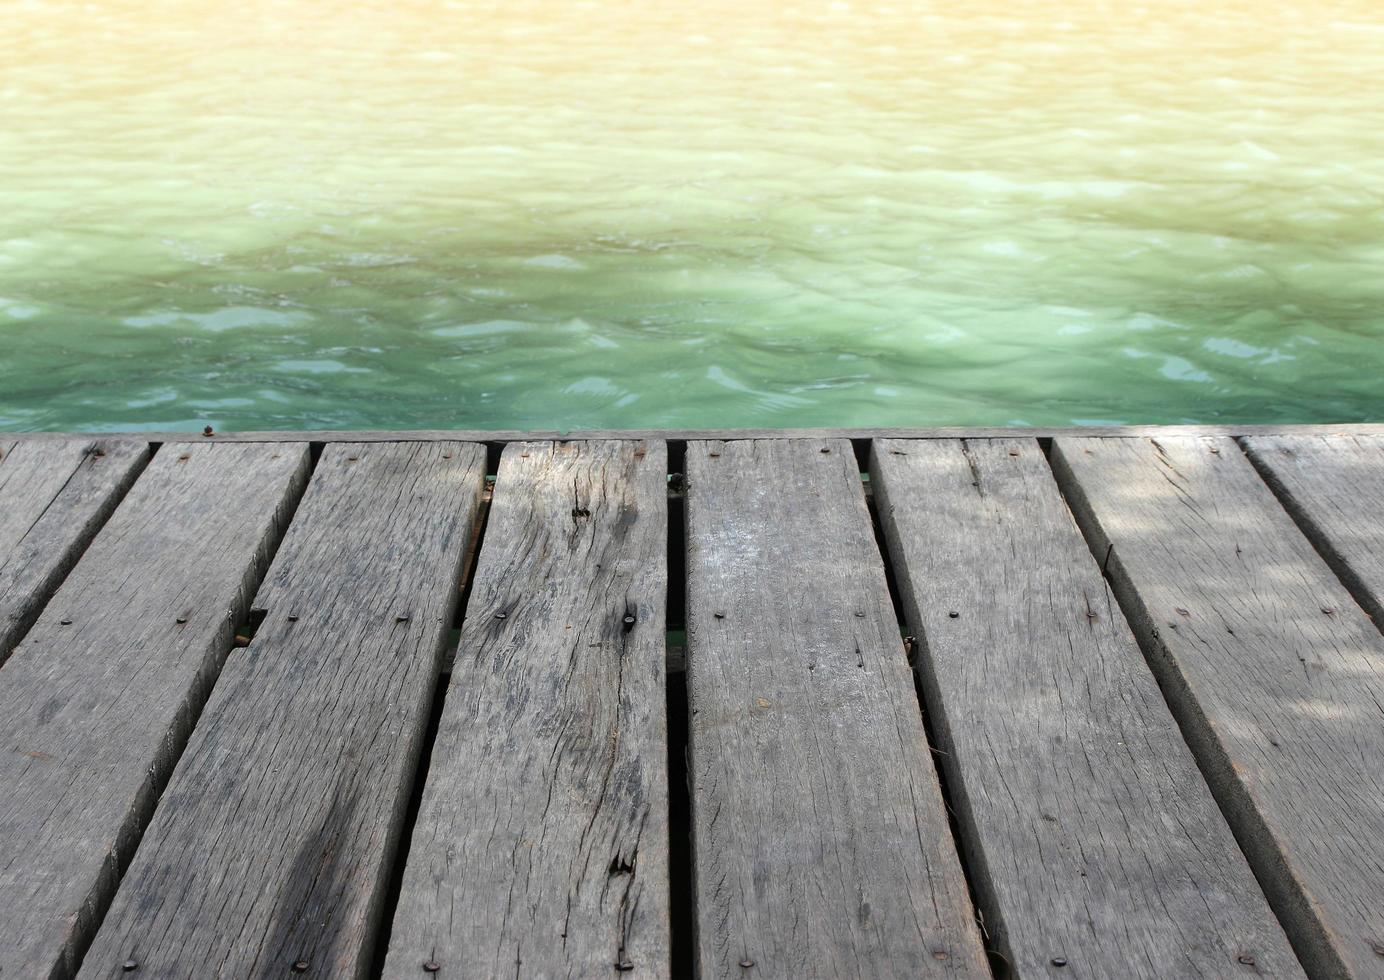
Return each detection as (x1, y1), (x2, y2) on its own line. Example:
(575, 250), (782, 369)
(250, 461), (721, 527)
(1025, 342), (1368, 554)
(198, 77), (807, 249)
(2, 0), (1382, 431)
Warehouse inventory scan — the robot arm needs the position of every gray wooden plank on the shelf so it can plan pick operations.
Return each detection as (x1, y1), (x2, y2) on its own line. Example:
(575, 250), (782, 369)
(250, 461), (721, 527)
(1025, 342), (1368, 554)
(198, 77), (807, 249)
(383, 440), (670, 979)
(872, 438), (1303, 978)
(5, 422), (1384, 445)
(1051, 435), (1384, 980)
(80, 441), (487, 979)
(0, 441), (310, 980)
(684, 438), (987, 979)
(1243, 434), (1384, 630)
(0, 437), (150, 663)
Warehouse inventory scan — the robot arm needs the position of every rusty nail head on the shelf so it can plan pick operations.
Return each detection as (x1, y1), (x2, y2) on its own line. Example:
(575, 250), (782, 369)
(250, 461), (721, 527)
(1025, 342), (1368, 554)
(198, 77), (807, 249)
(422, 961), (441, 973)
(739, 959), (754, 969)
(292, 961), (309, 974)
(1051, 957), (1067, 967)
(122, 961), (138, 973)
(178, 452), (191, 460)
(932, 950), (949, 961)
(709, 451), (720, 458)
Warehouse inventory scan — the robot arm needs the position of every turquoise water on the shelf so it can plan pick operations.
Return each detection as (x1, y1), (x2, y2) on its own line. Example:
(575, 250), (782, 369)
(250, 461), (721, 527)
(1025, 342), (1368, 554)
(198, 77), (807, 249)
(2, 0), (1382, 432)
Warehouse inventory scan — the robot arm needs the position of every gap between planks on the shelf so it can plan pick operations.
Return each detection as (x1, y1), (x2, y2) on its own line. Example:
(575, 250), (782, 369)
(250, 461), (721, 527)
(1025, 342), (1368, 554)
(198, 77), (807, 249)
(0, 443), (319, 980)
(1046, 435), (1384, 979)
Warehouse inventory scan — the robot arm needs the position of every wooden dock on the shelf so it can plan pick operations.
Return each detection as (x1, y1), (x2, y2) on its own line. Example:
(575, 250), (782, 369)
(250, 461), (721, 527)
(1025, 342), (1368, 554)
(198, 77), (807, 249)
(1, 424), (1382, 979)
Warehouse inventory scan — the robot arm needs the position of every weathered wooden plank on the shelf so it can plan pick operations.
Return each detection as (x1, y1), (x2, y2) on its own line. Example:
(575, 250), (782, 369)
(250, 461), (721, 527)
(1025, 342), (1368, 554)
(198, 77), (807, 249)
(1243, 434), (1384, 629)
(383, 440), (670, 978)
(0, 437), (149, 663)
(0, 442), (310, 980)
(872, 438), (1302, 978)
(80, 441), (487, 979)
(1051, 436), (1384, 980)
(684, 438), (987, 978)
(4, 422), (1384, 446)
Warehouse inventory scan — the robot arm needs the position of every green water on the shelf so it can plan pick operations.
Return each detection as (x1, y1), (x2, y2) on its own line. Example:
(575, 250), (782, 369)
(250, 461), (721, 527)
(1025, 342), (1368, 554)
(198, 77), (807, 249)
(2, 0), (1382, 432)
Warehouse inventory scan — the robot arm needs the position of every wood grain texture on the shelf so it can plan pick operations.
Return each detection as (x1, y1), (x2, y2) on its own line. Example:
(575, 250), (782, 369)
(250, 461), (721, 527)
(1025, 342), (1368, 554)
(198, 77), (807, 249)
(0, 442), (310, 980)
(383, 440), (670, 979)
(1051, 436), (1384, 980)
(0, 437), (149, 662)
(1242, 434), (1384, 630)
(684, 438), (987, 979)
(80, 442), (487, 980)
(872, 438), (1302, 979)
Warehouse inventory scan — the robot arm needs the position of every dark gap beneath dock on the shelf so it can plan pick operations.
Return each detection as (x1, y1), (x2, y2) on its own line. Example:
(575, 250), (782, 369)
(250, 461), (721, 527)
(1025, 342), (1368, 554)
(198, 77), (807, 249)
(665, 446), (694, 978)
(666, 438), (686, 482)
(865, 460), (1007, 979)
(229, 607), (267, 649)
(665, 669), (693, 979)
(666, 457), (686, 648)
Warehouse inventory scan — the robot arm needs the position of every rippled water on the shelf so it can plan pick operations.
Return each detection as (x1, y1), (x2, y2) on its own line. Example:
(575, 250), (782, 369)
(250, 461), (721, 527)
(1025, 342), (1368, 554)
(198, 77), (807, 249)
(2, 0), (1382, 432)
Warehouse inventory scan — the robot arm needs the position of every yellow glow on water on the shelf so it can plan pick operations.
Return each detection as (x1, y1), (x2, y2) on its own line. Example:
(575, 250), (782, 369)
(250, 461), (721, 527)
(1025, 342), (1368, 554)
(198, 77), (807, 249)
(2, 0), (1382, 430)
